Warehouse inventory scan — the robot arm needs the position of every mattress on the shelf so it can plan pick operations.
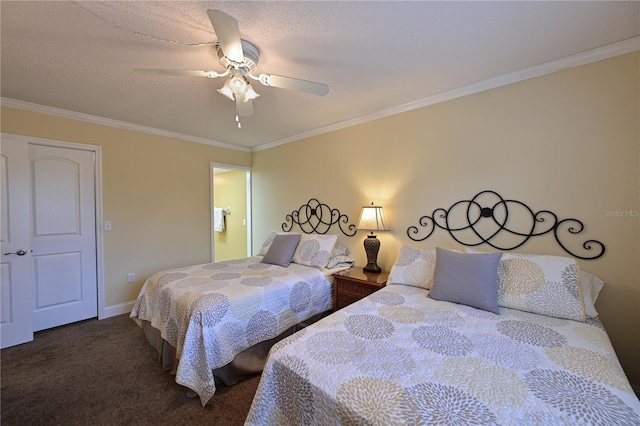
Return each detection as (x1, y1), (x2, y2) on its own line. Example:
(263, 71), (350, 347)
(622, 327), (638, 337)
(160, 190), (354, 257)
(246, 283), (640, 425)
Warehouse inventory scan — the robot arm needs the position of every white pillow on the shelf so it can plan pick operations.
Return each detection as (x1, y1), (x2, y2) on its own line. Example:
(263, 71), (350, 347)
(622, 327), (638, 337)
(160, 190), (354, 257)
(388, 245), (436, 289)
(326, 255), (355, 269)
(326, 242), (354, 269)
(467, 248), (585, 322)
(257, 231), (277, 256)
(580, 270), (605, 318)
(330, 242), (350, 257)
(292, 234), (338, 268)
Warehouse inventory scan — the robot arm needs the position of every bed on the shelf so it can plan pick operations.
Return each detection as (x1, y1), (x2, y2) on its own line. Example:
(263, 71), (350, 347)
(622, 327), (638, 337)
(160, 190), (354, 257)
(245, 191), (640, 425)
(130, 199), (357, 406)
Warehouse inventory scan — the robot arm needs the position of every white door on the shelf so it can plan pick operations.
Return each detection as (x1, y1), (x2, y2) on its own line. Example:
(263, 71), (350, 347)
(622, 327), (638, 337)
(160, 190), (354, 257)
(1, 138), (34, 348)
(29, 144), (97, 331)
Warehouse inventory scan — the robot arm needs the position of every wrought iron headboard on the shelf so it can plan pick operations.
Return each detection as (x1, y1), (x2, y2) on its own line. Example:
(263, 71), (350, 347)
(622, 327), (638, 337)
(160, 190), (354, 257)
(406, 190), (605, 260)
(282, 198), (357, 236)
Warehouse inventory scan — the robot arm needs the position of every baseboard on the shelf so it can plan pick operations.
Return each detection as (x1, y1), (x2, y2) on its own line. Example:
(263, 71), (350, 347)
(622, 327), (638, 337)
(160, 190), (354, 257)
(102, 301), (135, 319)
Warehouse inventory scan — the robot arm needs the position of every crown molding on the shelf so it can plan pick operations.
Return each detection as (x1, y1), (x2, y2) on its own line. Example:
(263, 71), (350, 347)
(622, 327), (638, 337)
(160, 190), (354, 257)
(0, 98), (250, 153)
(253, 36), (639, 152)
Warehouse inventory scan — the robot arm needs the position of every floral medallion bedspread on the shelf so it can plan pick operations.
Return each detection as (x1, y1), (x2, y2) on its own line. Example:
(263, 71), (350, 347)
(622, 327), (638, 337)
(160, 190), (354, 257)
(246, 284), (640, 425)
(130, 256), (334, 406)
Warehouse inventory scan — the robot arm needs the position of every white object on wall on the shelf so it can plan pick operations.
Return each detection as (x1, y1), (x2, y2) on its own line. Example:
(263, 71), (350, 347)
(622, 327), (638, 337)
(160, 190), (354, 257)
(213, 207), (225, 232)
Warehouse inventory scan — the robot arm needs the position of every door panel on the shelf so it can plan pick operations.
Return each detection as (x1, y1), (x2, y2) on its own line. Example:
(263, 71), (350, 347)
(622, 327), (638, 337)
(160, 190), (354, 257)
(30, 144), (97, 332)
(33, 252), (82, 308)
(0, 137), (34, 348)
(33, 157), (80, 235)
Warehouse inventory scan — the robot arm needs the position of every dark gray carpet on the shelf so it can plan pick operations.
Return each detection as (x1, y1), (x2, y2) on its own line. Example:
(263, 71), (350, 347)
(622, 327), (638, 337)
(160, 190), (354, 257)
(1, 314), (260, 425)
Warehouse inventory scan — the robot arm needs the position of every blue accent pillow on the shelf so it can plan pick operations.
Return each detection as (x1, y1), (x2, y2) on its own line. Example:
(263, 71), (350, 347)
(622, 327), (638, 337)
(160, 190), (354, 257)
(261, 234), (301, 267)
(429, 247), (503, 314)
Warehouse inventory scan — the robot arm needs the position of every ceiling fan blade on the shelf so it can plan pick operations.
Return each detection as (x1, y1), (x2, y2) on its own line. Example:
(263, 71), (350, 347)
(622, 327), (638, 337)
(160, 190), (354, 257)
(236, 95), (254, 117)
(134, 69), (223, 78)
(258, 73), (329, 96)
(207, 10), (244, 64)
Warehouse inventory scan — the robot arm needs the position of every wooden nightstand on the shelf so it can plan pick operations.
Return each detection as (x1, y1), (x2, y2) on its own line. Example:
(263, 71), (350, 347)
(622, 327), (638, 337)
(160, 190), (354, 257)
(332, 268), (389, 310)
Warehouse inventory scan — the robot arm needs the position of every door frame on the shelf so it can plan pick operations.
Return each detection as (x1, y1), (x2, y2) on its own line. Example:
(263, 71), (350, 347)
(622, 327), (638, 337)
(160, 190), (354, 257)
(210, 162), (251, 262)
(2, 133), (105, 319)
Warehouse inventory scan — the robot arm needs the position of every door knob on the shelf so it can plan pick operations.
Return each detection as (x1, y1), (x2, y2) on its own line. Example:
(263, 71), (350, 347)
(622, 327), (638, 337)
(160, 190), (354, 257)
(3, 249), (27, 256)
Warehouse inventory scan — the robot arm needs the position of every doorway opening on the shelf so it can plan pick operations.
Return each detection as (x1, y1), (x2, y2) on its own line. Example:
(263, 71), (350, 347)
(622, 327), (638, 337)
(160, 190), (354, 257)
(210, 163), (251, 262)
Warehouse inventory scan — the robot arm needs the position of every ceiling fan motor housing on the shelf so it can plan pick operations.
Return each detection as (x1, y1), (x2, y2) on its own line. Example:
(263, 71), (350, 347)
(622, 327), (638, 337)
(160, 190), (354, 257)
(217, 39), (260, 75)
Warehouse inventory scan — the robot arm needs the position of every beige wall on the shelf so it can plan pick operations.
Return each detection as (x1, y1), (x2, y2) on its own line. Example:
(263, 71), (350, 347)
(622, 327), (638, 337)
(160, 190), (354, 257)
(213, 169), (248, 261)
(0, 107), (251, 308)
(1, 52), (637, 386)
(251, 52), (640, 385)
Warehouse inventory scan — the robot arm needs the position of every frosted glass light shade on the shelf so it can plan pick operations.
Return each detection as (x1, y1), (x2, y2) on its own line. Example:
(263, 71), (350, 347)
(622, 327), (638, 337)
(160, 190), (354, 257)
(243, 84), (260, 102)
(217, 81), (235, 100)
(228, 74), (248, 94)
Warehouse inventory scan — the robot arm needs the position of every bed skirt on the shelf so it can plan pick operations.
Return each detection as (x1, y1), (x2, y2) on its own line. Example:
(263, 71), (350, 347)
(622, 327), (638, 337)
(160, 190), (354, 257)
(140, 310), (331, 387)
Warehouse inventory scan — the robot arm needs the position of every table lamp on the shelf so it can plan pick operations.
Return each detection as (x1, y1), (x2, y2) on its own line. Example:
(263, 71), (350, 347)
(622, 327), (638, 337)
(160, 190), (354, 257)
(356, 203), (390, 273)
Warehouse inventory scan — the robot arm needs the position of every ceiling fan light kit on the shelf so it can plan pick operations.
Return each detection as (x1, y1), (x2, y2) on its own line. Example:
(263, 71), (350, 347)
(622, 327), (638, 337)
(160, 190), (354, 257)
(218, 73), (249, 100)
(137, 9), (329, 129)
(243, 84), (260, 102)
(217, 81), (236, 101)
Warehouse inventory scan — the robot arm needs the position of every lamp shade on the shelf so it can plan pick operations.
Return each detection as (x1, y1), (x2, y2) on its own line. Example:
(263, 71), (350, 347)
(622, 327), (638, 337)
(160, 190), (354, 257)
(356, 204), (390, 232)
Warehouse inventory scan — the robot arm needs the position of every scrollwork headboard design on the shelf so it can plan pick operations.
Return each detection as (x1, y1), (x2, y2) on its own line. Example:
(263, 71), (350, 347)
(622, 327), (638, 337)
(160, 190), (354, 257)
(282, 198), (357, 236)
(406, 190), (605, 260)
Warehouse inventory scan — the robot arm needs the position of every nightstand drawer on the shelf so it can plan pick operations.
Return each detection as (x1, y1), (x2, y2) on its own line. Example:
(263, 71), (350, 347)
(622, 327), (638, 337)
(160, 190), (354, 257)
(336, 293), (362, 309)
(332, 268), (388, 311)
(336, 280), (380, 297)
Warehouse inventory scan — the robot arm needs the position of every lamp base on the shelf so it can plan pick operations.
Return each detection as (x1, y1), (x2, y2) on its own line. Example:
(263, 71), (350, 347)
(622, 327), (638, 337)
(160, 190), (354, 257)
(363, 234), (382, 274)
(363, 263), (382, 274)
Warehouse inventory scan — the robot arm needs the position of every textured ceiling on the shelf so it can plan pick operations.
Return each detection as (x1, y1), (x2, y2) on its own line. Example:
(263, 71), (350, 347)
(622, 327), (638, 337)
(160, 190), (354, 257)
(1, 1), (639, 150)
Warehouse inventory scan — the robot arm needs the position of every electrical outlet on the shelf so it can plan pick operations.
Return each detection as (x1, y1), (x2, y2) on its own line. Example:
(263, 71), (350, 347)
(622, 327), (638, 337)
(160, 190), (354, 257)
(104, 221), (112, 231)
(127, 273), (135, 283)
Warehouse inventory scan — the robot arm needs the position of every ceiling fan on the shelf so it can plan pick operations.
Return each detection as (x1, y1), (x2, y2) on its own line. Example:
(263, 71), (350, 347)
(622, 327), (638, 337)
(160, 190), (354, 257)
(136, 10), (329, 128)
